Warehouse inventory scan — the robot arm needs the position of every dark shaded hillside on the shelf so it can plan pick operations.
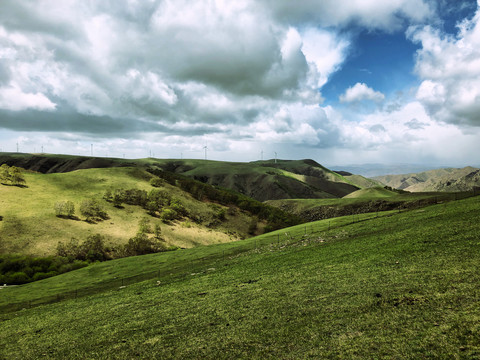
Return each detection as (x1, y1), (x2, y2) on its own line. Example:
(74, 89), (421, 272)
(154, 158), (360, 201)
(0, 153), (135, 173)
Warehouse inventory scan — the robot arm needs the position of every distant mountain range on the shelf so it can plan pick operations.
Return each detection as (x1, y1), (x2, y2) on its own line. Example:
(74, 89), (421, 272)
(330, 163), (465, 177)
(373, 167), (480, 192)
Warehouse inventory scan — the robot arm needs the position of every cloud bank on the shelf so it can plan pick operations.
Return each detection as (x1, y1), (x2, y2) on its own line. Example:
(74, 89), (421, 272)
(1, 0), (479, 166)
(409, 2), (480, 127)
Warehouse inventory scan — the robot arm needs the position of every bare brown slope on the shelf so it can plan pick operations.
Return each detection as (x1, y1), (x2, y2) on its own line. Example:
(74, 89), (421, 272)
(373, 166), (480, 192)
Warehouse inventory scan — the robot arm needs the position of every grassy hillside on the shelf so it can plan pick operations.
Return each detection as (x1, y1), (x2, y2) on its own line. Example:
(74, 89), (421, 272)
(0, 167), (281, 256)
(343, 186), (399, 199)
(1, 153), (376, 201)
(1, 196), (479, 358)
(157, 158), (362, 200)
(373, 166), (480, 192)
(264, 189), (474, 222)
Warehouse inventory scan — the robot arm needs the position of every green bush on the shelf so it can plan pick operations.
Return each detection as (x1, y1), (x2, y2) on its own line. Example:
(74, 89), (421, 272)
(0, 164), (26, 186)
(124, 233), (166, 256)
(7, 272), (30, 285)
(79, 199), (108, 222)
(54, 200), (75, 218)
(150, 177), (164, 187)
(160, 208), (178, 222)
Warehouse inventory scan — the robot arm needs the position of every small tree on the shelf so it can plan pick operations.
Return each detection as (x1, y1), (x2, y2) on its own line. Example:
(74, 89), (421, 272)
(80, 199), (107, 222)
(138, 217), (152, 234)
(153, 223), (164, 241)
(112, 190), (124, 207)
(54, 200), (75, 218)
(103, 188), (113, 202)
(10, 166), (25, 186)
(0, 164), (25, 186)
(0, 164), (10, 183)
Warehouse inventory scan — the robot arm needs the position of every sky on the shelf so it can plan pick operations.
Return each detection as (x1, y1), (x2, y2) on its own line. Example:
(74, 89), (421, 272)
(1, 0), (480, 167)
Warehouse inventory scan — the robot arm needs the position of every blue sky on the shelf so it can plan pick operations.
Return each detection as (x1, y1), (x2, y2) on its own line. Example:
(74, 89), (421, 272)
(1, 0), (480, 168)
(322, 30), (420, 104)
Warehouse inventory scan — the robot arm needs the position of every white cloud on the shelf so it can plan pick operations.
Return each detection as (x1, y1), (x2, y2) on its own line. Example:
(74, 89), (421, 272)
(0, 85), (56, 111)
(262, 0), (433, 31)
(408, 2), (480, 126)
(300, 28), (350, 88)
(339, 83), (385, 103)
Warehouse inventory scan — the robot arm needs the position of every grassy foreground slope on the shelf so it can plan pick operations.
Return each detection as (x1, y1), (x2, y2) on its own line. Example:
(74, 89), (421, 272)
(1, 197), (479, 358)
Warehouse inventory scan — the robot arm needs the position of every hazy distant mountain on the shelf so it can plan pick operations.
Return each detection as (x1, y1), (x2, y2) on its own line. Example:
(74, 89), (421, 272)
(331, 164), (448, 177)
(373, 167), (480, 192)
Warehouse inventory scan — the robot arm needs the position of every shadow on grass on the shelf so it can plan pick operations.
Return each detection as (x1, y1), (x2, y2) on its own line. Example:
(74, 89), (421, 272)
(0, 183), (28, 188)
(55, 215), (81, 221)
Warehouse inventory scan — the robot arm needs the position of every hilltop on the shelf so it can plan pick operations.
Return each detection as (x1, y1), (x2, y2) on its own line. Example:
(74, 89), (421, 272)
(0, 153), (376, 201)
(373, 166), (480, 192)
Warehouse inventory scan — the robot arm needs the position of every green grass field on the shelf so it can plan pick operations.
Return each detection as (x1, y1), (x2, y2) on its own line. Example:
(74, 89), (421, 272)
(1, 196), (479, 358)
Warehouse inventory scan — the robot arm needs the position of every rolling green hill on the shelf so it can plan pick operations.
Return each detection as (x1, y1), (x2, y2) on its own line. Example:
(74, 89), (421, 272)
(153, 158), (365, 200)
(265, 189), (475, 222)
(0, 153), (377, 201)
(1, 196), (479, 358)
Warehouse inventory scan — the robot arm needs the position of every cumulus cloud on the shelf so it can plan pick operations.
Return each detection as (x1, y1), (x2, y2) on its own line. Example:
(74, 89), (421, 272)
(339, 83), (385, 103)
(0, 0), (348, 139)
(261, 0), (433, 31)
(3, 0), (477, 167)
(408, 2), (480, 126)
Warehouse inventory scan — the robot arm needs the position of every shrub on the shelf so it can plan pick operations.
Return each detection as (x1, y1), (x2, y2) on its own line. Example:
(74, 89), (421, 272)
(123, 233), (166, 256)
(0, 164), (26, 186)
(79, 199), (108, 222)
(7, 272), (30, 285)
(150, 177), (164, 187)
(54, 200), (75, 218)
(160, 208), (178, 222)
(138, 217), (152, 234)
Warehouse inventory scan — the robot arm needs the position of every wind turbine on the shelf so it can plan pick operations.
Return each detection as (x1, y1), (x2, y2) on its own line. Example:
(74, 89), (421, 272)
(203, 145), (208, 160)
(274, 152), (277, 164)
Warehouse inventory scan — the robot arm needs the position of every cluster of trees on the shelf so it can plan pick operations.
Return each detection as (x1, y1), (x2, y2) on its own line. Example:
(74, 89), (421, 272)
(54, 199), (108, 222)
(56, 218), (172, 265)
(0, 164), (25, 186)
(0, 254), (88, 285)
(104, 187), (187, 222)
(124, 217), (168, 256)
